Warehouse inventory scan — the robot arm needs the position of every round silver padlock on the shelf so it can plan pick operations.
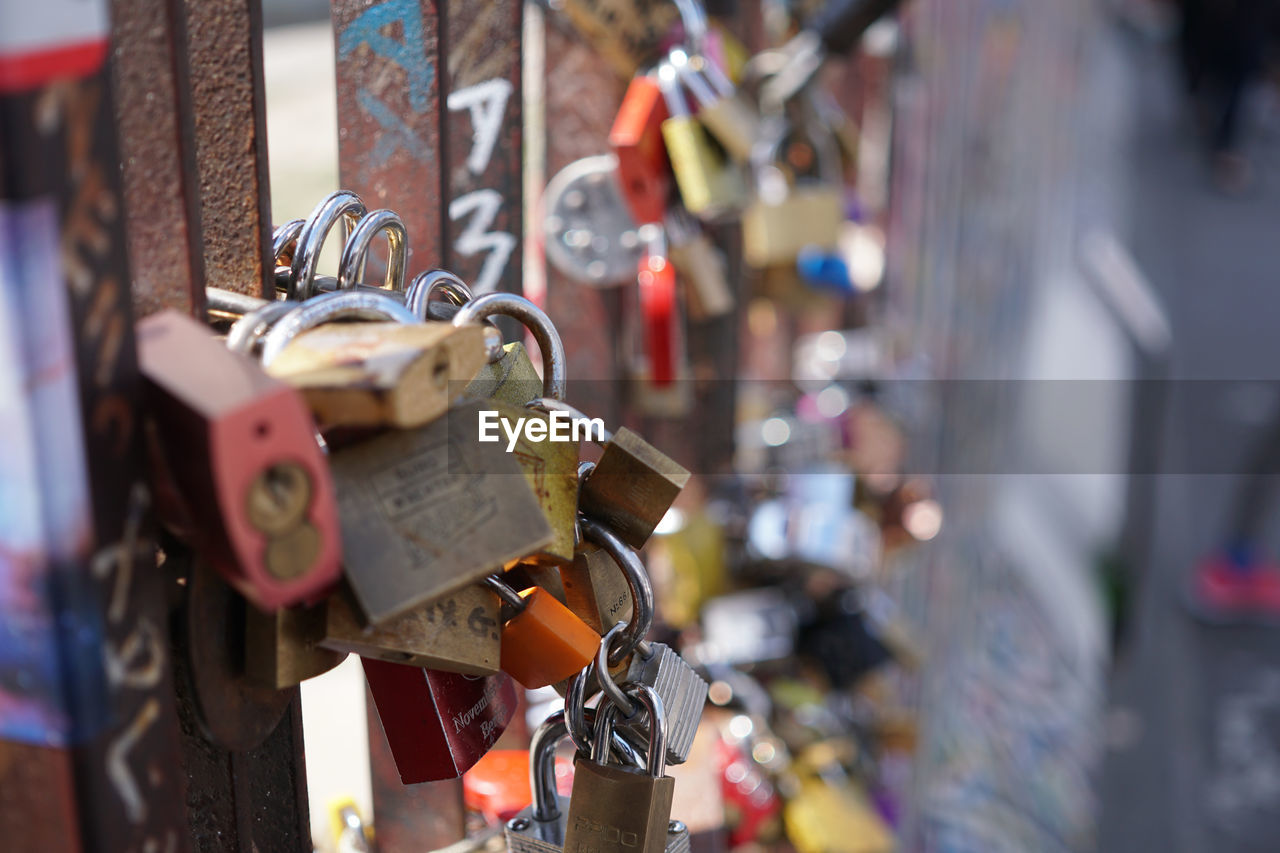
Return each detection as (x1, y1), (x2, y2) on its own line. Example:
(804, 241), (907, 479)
(259, 289), (419, 367)
(451, 293), (566, 401)
(337, 209), (408, 293)
(287, 190), (368, 300)
(542, 154), (644, 287)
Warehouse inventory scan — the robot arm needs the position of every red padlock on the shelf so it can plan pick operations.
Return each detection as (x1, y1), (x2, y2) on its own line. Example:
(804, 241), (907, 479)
(638, 246), (678, 387)
(137, 310), (342, 610)
(363, 659), (518, 784)
(610, 73), (672, 226)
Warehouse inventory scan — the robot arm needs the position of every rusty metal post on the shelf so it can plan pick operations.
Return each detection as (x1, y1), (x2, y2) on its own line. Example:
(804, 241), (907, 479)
(0, 8), (191, 849)
(179, 0), (275, 300)
(110, 0), (206, 317)
(332, 1), (524, 845)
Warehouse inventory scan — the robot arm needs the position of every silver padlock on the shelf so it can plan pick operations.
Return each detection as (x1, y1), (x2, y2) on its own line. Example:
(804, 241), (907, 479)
(581, 517), (707, 766)
(505, 709), (648, 853)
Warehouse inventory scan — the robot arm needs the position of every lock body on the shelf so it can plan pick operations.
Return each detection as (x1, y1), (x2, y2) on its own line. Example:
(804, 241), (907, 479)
(500, 586), (601, 689)
(667, 226), (733, 320)
(742, 186), (843, 268)
(465, 341), (545, 407)
(320, 584), (501, 675)
(363, 660), (517, 784)
(661, 115), (743, 220)
(565, 760), (676, 853)
(137, 309), (342, 610)
(329, 400), (553, 625)
(623, 643), (708, 766)
(561, 543), (635, 635)
(244, 602), (347, 689)
(610, 75), (672, 225)
(265, 320), (486, 429)
(487, 402), (580, 565)
(579, 427), (691, 548)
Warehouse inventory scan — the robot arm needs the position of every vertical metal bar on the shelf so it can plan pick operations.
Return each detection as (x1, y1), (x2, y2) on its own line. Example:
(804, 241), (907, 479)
(333, 0), (444, 281)
(180, 0), (274, 299)
(110, 0), (206, 317)
(439, 0), (522, 298)
(0, 12), (192, 848)
(365, 687), (468, 852)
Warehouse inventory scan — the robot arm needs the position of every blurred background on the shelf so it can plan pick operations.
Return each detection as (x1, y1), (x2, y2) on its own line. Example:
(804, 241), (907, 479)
(258, 0), (1280, 850)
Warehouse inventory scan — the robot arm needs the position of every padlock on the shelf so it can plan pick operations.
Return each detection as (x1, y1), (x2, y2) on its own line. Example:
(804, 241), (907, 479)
(636, 229), (680, 388)
(264, 211), (487, 430)
(742, 120), (844, 268)
(578, 425), (691, 549)
(505, 708), (653, 853)
(262, 319), (487, 430)
(618, 641), (707, 767)
(457, 293), (577, 564)
(783, 778), (893, 853)
(244, 601), (348, 689)
(665, 206), (733, 321)
(137, 309), (342, 611)
(363, 660), (517, 784)
(486, 574), (600, 689)
(543, 154), (647, 287)
(565, 684), (676, 853)
(671, 47), (758, 163)
(560, 543), (635, 636)
(328, 397), (554, 626)
(657, 61), (745, 221)
(318, 583), (501, 675)
(610, 72), (672, 226)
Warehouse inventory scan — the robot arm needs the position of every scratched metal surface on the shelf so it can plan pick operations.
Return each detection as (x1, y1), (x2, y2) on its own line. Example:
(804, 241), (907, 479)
(439, 0), (523, 297)
(0, 71), (192, 851)
(181, 0), (275, 298)
(110, 0), (205, 317)
(333, 0), (444, 281)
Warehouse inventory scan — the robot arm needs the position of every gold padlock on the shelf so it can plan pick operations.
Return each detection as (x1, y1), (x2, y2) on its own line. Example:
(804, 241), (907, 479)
(561, 541), (635, 635)
(456, 293), (578, 565)
(578, 427), (691, 549)
(657, 60), (745, 221)
(742, 119), (844, 268)
(318, 584), (502, 675)
(244, 602), (347, 689)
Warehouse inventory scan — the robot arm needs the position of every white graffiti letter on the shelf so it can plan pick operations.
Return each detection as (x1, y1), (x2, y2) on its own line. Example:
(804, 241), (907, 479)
(445, 78), (512, 175)
(449, 189), (516, 294)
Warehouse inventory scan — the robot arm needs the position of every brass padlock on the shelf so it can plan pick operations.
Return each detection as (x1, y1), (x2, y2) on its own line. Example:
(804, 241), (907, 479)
(671, 47), (759, 163)
(657, 60), (745, 222)
(577, 424), (691, 550)
(666, 206), (734, 321)
(561, 542), (635, 635)
(742, 119), (843, 268)
(456, 293), (577, 565)
(244, 601), (348, 689)
(564, 684), (675, 853)
(318, 584), (502, 675)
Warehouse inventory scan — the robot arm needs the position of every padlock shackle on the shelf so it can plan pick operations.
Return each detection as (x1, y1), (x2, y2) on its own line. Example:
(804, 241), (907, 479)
(225, 300), (294, 355)
(596, 623), (639, 717)
(337, 209), (408, 293)
(405, 269), (473, 319)
(272, 219), (306, 268)
(484, 574), (527, 611)
(288, 190), (368, 300)
(592, 683), (667, 778)
(580, 517), (655, 666)
(258, 290), (420, 366)
(671, 0), (708, 52)
(529, 708), (646, 823)
(451, 293), (567, 401)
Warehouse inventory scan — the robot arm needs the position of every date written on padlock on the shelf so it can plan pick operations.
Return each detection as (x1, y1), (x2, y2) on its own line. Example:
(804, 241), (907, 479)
(330, 400), (554, 626)
(264, 321), (487, 430)
(363, 661), (518, 784)
(137, 310), (342, 610)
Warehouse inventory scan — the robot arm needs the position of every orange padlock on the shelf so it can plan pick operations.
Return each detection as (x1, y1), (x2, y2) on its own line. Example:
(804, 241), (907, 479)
(485, 575), (600, 688)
